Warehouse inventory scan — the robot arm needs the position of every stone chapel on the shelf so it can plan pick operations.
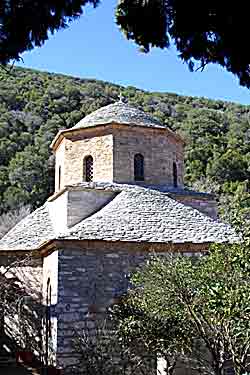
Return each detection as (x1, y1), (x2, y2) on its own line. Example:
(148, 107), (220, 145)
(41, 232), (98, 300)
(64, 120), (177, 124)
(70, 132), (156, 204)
(0, 101), (237, 371)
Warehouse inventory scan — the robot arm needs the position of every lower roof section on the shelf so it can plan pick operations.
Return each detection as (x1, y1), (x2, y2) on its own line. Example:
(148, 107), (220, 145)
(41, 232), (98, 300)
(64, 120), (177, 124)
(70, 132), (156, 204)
(0, 183), (238, 252)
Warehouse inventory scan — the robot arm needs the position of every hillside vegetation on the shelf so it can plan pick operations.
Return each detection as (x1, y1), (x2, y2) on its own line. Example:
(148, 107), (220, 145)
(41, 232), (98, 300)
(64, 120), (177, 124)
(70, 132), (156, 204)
(0, 67), (250, 220)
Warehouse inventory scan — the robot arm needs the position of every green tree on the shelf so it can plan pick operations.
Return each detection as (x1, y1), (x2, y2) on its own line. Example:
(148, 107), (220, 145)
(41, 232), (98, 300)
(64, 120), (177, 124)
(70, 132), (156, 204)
(1, 1), (250, 87)
(7, 145), (51, 210)
(116, 245), (250, 375)
(0, 66), (250, 216)
(116, 1), (250, 88)
(112, 292), (199, 375)
(74, 319), (155, 375)
(219, 181), (250, 224)
(198, 244), (250, 375)
(207, 150), (249, 183)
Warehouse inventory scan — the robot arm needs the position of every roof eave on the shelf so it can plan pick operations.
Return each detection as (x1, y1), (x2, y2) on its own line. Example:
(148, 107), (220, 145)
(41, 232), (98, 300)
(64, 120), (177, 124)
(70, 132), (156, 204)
(50, 121), (185, 152)
(50, 123), (113, 151)
(0, 248), (42, 257)
(50, 129), (70, 151)
(37, 238), (214, 257)
(0, 237), (237, 258)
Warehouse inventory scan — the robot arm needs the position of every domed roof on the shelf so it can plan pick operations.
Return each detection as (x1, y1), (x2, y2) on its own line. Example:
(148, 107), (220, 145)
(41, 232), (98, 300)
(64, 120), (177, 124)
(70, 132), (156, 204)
(51, 100), (184, 150)
(71, 101), (166, 130)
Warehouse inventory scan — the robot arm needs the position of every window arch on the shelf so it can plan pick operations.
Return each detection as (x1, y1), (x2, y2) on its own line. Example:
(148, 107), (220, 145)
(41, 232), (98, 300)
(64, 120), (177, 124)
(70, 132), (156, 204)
(84, 155), (94, 182)
(173, 162), (178, 188)
(134, 154), (144, 181)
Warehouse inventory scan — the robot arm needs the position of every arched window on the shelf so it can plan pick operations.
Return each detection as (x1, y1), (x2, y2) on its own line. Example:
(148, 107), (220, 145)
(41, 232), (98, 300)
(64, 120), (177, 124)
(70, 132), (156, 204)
(58, 166), (61, 190)
(46, 278), (52, 338)
(134, 154), (144, 181)
(84, 155), (94, 182)
(173, 162), (178, 188)
(45, 278), (52, 366)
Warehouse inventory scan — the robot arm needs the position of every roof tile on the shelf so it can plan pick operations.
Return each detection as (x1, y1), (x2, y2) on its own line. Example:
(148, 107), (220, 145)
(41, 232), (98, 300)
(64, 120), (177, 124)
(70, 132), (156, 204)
(72, 102), (166, 130)
(0, 204), (55, 251)
(0, 184), (238, 251)
(62, 187), (238, 244)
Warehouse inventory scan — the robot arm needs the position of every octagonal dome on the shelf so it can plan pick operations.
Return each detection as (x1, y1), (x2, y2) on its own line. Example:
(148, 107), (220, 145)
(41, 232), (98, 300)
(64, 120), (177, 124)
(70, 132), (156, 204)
(51, 100), (185, 191)
(71, 101), (166, 130)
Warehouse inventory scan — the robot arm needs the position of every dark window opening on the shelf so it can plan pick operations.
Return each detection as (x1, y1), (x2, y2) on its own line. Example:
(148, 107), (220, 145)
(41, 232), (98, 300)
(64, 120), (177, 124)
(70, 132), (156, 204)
(45, 276), (52, 368)
(173, 162), (178, 188)
(85, 155), (94, 182)
(134, 154), (144, 181)
(58, 166), (61, 190)
(46, 278), (52, 338)
(224, 368), (235, 375)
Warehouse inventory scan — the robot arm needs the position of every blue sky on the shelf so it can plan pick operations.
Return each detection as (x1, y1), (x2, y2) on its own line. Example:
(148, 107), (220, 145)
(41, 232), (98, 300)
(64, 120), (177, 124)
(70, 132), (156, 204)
(17, 0), (250, 105)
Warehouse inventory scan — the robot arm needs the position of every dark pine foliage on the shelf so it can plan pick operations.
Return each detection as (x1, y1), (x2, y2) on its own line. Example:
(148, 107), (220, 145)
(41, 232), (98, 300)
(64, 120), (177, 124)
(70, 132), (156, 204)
(0, 0), (99, 64)
(116, 0), (250, 88)
(1, 1), (250, 87)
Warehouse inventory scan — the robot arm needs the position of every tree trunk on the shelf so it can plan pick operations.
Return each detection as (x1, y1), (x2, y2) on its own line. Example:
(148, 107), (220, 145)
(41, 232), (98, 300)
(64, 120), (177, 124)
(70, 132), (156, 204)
(163, 356), (176, 375)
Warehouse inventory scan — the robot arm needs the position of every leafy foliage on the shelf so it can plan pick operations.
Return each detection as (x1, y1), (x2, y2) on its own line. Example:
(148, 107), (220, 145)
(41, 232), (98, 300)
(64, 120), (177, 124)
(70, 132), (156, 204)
(111, 293), (197, 375)
(0, 67), (250, 215)
(0, 253), (43, 357)
(113, 245), (250, 375)
(1, 1), (250, 87)
(73, 319), (155, 375)
(0, 0), (99, 64)
(116, 0), (250, 88)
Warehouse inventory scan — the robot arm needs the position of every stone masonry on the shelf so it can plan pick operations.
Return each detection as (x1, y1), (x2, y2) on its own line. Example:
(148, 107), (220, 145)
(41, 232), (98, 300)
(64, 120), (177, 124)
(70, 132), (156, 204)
(54, 128), (114, 192)
(54, 125), (184, 192)
(50, 241), (205, 370)
(169, 192), (218, 219)
(52, 102), (185, 192)
(113, 126), (184, 186)
(56, 244), (192, 369)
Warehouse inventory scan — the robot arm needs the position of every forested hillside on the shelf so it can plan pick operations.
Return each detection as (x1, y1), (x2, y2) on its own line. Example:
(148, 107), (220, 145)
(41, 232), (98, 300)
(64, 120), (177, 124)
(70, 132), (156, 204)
(0, 67), (250, 220)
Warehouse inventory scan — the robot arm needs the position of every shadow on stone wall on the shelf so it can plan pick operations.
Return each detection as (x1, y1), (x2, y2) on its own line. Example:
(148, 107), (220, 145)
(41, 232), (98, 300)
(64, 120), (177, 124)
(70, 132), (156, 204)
(0, 257), (60, 374)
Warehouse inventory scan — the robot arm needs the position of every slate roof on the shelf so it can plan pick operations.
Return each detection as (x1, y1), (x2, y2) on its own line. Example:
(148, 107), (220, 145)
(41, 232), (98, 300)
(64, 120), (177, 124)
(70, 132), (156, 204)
(0, 204), (55, 251)
(71, 102), (166, 130)
(61, 186), (237, 244)
(0, 184), (238, 251)
(60, 181), (214, 199)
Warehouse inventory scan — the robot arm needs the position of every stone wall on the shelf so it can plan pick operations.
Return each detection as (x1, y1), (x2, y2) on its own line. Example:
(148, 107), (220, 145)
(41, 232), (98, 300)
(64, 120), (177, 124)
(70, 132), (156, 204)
(172, 194), (218, 219)
(55, 127), (114, 191)
(113, 126), (184, 186)
(0, 255), (43, 357)
(55, 242), (203, 370)
(42, 250), (59, 366)
(48, 188), (116, 231)
(56, 245), (148, 369)
(48, 191), (68, 233)
(54, 124), (185, 192)
(54, 138), (66, 192)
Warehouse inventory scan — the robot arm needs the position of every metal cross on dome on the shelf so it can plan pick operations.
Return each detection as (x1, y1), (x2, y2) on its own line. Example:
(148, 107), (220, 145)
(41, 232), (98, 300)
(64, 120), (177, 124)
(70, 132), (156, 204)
(118, 92), (125, 103)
